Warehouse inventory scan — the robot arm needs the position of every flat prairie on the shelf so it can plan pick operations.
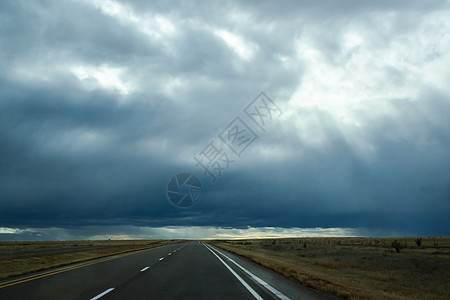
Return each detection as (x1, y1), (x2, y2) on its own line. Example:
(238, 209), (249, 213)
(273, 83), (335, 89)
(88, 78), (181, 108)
(0, 240), (178, 280)
(211, 237), (450, 299)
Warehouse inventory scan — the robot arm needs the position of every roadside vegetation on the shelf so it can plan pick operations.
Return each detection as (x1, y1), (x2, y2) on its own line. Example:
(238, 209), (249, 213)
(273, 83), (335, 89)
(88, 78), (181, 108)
(211, 237), (450, 299)
(0, 240), (178, 280)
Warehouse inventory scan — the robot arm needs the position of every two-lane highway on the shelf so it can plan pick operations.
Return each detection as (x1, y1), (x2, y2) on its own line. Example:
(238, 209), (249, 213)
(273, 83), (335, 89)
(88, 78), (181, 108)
(0, 241), (333, 300)
(106, 241), (258, 300)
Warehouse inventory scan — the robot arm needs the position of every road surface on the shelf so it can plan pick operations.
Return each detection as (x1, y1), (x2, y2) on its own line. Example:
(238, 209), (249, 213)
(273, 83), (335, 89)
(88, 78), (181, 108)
(0, 241), (334, 300)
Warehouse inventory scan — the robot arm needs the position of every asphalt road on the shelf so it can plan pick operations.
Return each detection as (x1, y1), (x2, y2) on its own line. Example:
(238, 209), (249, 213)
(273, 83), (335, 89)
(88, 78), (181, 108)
(0, 241), (334, 300)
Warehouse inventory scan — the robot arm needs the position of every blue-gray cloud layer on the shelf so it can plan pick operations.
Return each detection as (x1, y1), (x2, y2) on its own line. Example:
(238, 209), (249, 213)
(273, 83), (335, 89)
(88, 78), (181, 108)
(1, 0), (449, 237)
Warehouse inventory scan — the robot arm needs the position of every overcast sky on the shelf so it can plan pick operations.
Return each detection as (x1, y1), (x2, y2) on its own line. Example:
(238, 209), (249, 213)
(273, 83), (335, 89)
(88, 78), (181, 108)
(1, 0), (449, 240)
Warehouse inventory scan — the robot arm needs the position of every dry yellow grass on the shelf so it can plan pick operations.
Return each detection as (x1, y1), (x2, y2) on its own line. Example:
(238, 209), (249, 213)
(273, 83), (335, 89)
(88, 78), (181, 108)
(210, 237), (450, 299)
(0, 240), (179, 280)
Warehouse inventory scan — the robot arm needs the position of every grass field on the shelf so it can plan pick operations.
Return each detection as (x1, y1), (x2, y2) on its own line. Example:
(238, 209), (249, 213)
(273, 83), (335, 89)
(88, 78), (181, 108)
(0, 240), (178, 280)
(210, 237), (450, 299)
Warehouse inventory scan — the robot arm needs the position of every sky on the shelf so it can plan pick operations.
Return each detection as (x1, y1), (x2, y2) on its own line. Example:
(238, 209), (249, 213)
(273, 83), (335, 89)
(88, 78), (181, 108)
(1, 0), (449, 240)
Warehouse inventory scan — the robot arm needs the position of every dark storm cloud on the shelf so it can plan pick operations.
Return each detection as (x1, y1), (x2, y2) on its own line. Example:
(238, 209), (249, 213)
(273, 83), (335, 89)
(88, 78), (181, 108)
(0, 0), (449, 238)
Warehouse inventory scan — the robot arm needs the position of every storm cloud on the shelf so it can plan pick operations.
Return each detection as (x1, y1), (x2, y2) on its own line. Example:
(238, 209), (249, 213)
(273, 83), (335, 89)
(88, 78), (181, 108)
(1, 0), (449, 240)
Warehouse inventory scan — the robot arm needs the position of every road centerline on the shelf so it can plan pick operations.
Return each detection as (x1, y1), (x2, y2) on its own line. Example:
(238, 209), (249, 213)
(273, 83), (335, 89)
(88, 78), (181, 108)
(90, 288), (114, 300)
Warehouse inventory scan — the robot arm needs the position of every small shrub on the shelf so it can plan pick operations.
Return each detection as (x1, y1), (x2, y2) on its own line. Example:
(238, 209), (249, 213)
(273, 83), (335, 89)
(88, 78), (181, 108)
(391, 240), (406, 253)
(415, 238), (422, 248)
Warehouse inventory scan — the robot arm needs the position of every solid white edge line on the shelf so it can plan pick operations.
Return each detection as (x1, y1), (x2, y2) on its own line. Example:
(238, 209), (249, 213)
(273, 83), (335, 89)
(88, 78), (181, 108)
(207, 245), (291, 300)
(204, 244), (263, 300)
(90, 288), (114, 300)
(140, 267), (149, 272)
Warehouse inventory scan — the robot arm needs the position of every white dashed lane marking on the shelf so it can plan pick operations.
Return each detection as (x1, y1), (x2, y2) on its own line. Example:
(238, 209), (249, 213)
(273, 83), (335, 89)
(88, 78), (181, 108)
(90, 288), (114, 300)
